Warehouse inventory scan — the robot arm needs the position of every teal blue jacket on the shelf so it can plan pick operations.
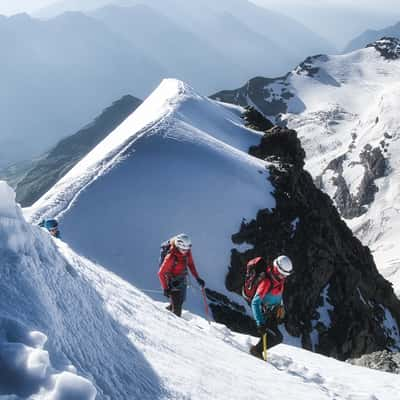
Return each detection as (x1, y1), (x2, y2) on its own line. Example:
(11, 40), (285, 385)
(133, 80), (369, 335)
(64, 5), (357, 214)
(251, 292), (282, 327)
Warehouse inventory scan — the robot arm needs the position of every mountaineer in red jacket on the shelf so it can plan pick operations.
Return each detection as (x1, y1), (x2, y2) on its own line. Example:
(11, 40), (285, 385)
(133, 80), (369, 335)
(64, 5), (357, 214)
(158, 234), (205, 317)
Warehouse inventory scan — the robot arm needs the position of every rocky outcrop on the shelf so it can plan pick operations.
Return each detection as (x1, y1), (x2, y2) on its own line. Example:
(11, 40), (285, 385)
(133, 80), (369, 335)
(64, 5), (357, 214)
(241, 107), (274, 132)
(294, 54), (328, 77)
(366, 37), (400, 60)
(16, 95), (142, 206)
(348, 350), (400, 374)
(210, 76), (296, 118)
(209, 109), (400, 361)
(318, 144), (387, 219)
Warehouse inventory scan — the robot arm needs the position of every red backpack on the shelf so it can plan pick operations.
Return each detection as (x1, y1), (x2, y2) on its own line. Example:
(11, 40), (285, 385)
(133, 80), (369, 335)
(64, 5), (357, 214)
(242, 257), (268, 303)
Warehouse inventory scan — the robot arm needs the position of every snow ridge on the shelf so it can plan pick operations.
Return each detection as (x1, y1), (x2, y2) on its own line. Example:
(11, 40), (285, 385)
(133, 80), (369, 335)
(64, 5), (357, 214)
(25, 79), (274, 316)
(27, 79), (188, 223)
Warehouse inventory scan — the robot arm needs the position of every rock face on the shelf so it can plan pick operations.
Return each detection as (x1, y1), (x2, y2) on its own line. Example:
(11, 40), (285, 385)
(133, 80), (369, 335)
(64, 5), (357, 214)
(211, 76), (296, 118)
(366, 37), (400, 60)
(210, 109), (400, 361)
(317, 145), (388, 219)
(294, 54), (328, 77)
(348, 350), (400, 374)
(16, 95), (142, 207)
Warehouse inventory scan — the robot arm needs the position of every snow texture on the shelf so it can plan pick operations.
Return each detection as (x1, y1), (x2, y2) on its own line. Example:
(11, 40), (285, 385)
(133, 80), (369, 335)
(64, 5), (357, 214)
(1, 182), (400, 399)
(0, 185), (96, 399)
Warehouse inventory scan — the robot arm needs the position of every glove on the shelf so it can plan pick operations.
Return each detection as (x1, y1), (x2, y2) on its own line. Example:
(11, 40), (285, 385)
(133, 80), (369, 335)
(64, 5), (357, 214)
(257, 324), (267, 336)
(163, 288), (171, 298)
(276, 305), (285, 321)
(197, 277), (205, 288)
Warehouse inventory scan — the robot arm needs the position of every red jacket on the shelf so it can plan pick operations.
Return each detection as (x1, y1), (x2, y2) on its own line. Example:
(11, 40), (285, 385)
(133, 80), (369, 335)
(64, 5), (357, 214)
(158, 246), (200, 289)
(256, 266), (285, 299)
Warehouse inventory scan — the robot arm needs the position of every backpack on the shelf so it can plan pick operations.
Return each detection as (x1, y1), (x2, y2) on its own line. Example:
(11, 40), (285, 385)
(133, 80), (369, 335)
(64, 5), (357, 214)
(159, 239), (188, 266)
(159, 240), (173, 266)
(242, 257), (268, 303)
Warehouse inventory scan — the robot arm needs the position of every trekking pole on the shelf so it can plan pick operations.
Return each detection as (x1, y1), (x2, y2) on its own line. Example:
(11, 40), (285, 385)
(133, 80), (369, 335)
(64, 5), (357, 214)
(201, 287), (211, 325)
(262, 333), (268, 361)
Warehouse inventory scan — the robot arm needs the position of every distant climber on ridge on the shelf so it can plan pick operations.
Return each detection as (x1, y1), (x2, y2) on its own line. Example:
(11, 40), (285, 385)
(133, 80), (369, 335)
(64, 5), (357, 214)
(39, 218), (60, 238)
(244, 255), (293, 359)
(158, 233), (205, 317)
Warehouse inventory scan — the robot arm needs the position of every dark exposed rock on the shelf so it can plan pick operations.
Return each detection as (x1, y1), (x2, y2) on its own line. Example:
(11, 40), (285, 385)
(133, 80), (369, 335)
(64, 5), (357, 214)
(209, 110), (400, 361)
(210, 75), (299, 118)
(249, 126), (305, 168)
(294, 55), (328, 77)
(206, 288), (256, 335)
(16, 95), (142, 206)
(348, 350), (400, 374)
(319, 146), (387, 219)
(293, 54), (340, 87)
(366, 37), (400, 60)
(241, 107), (274, 132)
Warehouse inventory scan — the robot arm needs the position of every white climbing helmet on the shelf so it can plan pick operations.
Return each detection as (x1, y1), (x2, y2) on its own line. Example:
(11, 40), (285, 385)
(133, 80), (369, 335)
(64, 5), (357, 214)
(273, 255), (293, 277)
(174, 233), (192, 251)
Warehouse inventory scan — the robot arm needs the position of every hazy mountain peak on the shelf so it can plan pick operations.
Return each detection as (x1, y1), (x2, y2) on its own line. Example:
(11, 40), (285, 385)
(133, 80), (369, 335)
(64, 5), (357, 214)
(1, 12), (34, 27)
(345, 21), (400, 53)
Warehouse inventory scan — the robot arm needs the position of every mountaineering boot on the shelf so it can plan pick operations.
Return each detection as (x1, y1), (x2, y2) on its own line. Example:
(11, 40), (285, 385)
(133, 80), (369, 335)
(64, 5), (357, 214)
(165, 304), (172, 311)
(250, 344), (263, 360)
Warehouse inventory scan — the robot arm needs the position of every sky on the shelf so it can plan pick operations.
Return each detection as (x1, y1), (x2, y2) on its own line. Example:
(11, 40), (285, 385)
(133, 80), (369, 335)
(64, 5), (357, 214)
(0, 0), (399, 49)
(254, 0), (400, 8)
(0, 0), (399, 15)
(253, 0), (400, 48)
(0, 0), (52, 15)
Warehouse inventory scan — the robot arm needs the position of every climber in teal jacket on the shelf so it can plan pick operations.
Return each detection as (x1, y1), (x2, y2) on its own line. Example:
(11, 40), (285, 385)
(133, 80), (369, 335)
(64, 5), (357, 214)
(251, 255), (293, 330)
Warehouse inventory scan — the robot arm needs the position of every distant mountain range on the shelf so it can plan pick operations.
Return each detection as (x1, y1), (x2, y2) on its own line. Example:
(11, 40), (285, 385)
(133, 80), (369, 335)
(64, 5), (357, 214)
(0, 11), (159, 167)
(252, 2), (400, 50)
(0, 0), (334, 167)
(13, 94), (141, 207)
(344, 21), (400, 52)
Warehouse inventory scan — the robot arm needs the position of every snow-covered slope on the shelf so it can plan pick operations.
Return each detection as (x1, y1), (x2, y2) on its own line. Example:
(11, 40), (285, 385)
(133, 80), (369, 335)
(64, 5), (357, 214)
(26, 79), (274, 315)
(213, 39), (400, 295)
(2, 181), (400, 399)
